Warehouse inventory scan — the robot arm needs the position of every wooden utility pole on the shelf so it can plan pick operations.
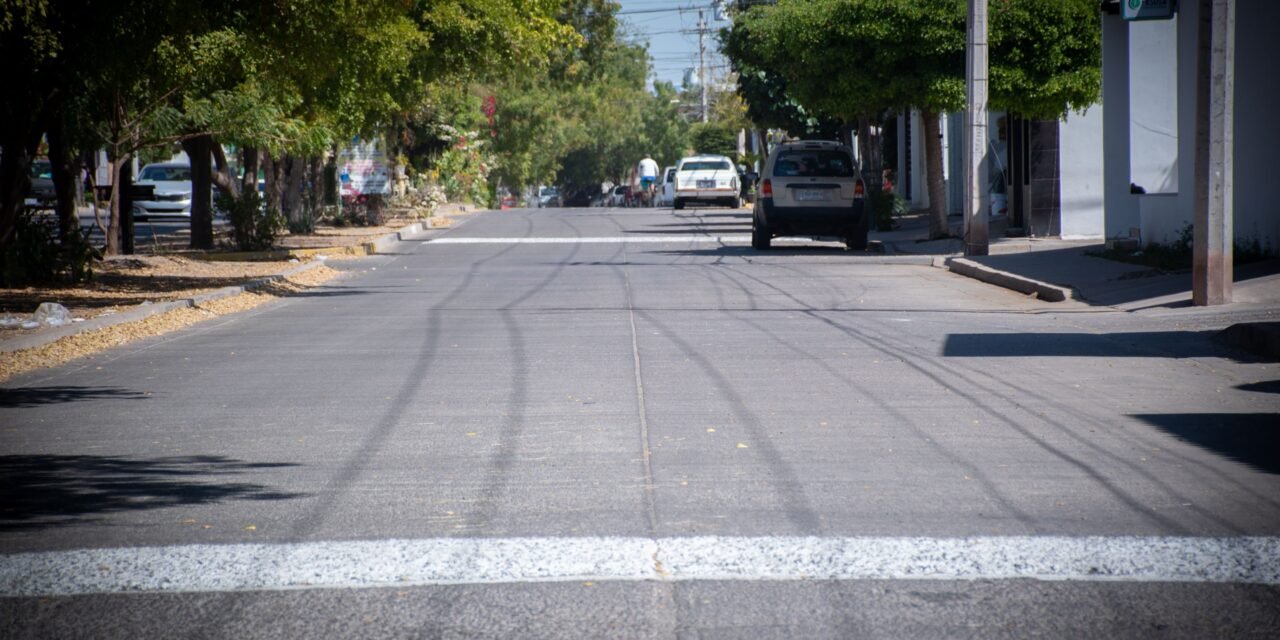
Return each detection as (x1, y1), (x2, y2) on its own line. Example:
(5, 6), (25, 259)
(963, 0), (989, 256)
(1192, 0), (1234, 305)
(699, 9), (708, 124)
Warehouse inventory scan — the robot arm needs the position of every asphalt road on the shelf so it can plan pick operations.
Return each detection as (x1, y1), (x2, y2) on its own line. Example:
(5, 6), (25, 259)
(3, 206), (1279, 638)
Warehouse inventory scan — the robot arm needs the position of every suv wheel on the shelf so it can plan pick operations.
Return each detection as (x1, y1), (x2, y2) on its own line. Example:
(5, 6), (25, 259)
(752, 217), (771, 250)
(673, 198), (685, 210)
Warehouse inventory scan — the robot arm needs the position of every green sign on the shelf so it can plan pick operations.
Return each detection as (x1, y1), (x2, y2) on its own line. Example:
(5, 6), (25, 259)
(1124, 0), (1177, 21)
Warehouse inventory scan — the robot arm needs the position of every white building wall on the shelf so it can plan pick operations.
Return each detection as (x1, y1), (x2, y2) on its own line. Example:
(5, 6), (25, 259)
(1129, 20), (1179, 194)
(1059, 107), (1106, 239)
(1103, 13), (1138, 239)
(910, 110), (928, 210)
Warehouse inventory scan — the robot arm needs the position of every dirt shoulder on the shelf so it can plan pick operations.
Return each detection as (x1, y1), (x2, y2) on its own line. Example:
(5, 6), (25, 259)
(1, 211), (446, 383)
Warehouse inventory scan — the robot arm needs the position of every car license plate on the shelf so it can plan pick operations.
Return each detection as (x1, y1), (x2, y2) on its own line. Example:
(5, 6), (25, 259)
(696, 179), (716, 188)
(795, 189), (830, 202)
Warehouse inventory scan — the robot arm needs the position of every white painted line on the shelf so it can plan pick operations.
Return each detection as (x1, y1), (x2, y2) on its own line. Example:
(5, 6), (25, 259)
(3, 536), (1278, 596)
(422, 236), (837, 245)
(425, 236), (757, 244)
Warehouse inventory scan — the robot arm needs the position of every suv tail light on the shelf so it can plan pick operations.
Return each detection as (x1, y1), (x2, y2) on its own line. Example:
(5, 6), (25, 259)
(760, 179), (772, 199)
(854, 179), (865, 199)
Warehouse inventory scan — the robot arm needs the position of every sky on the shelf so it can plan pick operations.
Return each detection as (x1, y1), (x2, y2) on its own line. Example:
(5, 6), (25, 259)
(615, 0), (732, 90)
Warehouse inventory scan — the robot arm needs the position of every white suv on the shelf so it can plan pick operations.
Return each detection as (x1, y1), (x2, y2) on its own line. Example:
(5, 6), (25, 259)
(752, 140), (867, 250)
(673, 154), (740, 210)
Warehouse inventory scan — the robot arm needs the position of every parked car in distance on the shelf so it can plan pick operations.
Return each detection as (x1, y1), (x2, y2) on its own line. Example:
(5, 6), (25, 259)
(536, 185), (560, 208)
(133, 162), (195, 219)
(752, 140), (867, 251)
(607, 184), (628, 207)
(656, 166), (676, 207)
(25, 158), (56, 210)
(673, 154), (740, 210)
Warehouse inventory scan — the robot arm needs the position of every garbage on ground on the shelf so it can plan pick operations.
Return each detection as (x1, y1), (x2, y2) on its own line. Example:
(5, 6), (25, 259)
(32, 302), (73, 327)
(3, 303), (82, 330)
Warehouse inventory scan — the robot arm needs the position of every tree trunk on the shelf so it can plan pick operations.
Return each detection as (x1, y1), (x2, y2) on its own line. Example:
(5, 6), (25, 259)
(114, 158), (135, 255)
(210, 140), (240, 200)
(307, 156), (322, 213)
(281, 154), (304, 225)
(46, 108), (82, 241)
(105, 157), (123, 256)
(241, 147), (260, 197)
(921, 109), (949, 239)
(0, 129), (42, 249)
(263, 151), (284, 213)
(182, 135), (214, 249)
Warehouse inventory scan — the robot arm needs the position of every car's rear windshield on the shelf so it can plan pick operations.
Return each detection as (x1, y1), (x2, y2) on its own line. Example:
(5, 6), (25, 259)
(30, 160), (52, 179)
(772, 150), (855, 178)
(140, 166), (192, 181)
(681, 160), (732, 172)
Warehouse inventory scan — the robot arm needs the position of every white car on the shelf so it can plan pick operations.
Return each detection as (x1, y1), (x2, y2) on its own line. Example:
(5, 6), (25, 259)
(607, 184), (628, 207)
(133, 162), (195, 218)
(673, 154), (740, 210)
(752, 139), (867, 250)
(535, 186), (560, 208)
(656, 166), (676, 207)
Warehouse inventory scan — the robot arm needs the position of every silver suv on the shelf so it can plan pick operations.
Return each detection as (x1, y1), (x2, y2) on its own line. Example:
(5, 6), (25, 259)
(752, 140), (867, 250)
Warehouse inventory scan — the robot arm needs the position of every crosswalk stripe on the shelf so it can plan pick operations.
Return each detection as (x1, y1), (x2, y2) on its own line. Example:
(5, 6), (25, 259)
(424, 236), (782, 244)
(4, 536), (1278, 596)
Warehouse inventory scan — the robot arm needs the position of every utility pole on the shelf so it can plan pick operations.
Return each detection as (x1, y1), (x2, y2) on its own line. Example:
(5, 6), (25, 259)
(1192, 0), (1234, 305)
(963, 0), (989, 256)
(699, 9), (708, 123)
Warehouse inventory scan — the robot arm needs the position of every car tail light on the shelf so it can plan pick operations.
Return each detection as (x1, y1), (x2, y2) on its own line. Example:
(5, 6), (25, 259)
(854, 179), (865, 199)
(760, 179), (772, 199)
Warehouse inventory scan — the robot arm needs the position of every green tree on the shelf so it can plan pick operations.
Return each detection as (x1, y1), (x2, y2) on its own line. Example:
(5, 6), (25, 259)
(484, 0), (689, 196)
(725, 0), (1100, 238)
(689, 122), (739, 158)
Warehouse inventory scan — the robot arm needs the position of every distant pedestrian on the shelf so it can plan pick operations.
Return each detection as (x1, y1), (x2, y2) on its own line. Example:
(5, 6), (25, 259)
(637, 154), (659, 191)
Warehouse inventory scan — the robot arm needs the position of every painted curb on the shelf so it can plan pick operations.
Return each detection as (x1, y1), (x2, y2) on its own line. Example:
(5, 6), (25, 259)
(945, 257), (1075, 302)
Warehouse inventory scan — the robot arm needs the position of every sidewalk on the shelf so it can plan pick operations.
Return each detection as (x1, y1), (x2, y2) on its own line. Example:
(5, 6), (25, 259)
(874, 212), (1280, 359)
(1, 203), (481, 359)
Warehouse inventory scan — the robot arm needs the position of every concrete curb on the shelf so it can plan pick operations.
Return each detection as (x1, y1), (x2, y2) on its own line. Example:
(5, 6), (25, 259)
(0, 216), (441, 355)
(0, 260), (327, 355)
(945, 257), (1076, 303)
(196, 221), (430, 262)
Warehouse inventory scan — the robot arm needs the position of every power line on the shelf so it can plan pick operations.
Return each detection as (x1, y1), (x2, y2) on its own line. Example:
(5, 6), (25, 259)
(615, 5), (706, 15)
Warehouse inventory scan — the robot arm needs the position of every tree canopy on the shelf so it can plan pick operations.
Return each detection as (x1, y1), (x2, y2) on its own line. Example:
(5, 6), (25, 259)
(723, 0), (1101, 237)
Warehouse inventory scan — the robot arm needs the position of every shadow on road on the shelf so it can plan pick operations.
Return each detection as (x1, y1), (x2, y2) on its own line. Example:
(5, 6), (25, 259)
(1131, 413), (1280, 475)
(1237, 380), (1280, 395)
(941, 331), (1263, 361)
(0, 386), (148, 408)
(0, 454), (305, 531)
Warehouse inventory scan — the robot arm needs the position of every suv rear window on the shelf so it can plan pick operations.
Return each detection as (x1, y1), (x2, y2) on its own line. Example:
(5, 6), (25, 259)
(772, 150), (855, 178)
